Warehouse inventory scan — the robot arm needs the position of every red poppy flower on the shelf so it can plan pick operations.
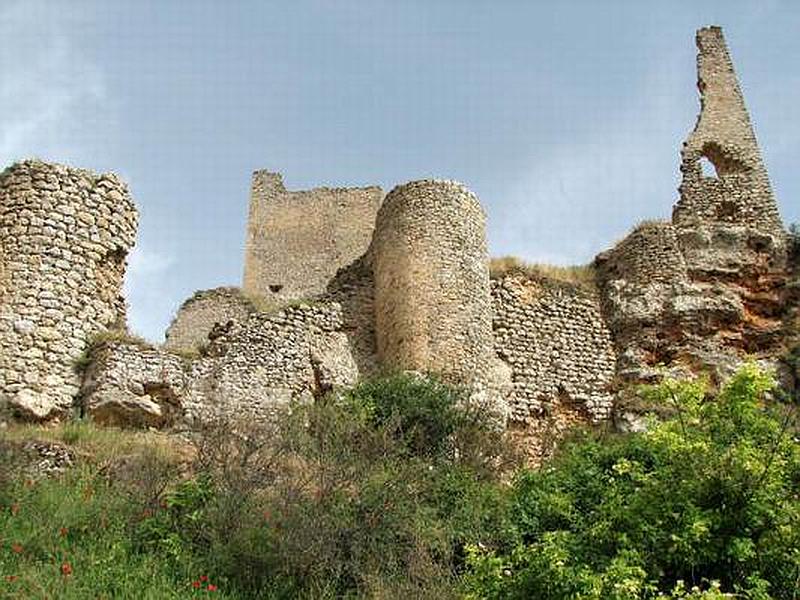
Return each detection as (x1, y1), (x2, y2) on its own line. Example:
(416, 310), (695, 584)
(59, 527), (69, 537)
(200, 575), (209, 582)
(61, 562), (73, 576)
(192, 580), (202, 589)
(11, 543), (23, 554)
(4, 575), (17, 583)
(207, 584), (218, 592)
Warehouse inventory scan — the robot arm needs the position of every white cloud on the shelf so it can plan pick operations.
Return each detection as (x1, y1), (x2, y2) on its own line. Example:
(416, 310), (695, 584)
(124, 245), (177, 342)
(0, 0), (107, 163)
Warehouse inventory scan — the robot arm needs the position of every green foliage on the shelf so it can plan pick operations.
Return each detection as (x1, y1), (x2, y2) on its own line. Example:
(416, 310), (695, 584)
(4, 368), (798, 598)
(463, 365), (800, 599)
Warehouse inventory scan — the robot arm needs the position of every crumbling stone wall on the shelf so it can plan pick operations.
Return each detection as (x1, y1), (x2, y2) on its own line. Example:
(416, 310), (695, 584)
(242, 170), (382, 302)
(372, 180), (494, 392)
(164, 287), (254, 353)
(673, 26), (786, 277)
(323, 252), (379, 375)
(492, 274), (616, 423)
(0, 160), (138, 420)
(82, 341), (189, 428)
(674, 27), (783, 237)
(597, 222), (689, 285)
(596, 27), (790, 386)
(82, 301), (362, 426)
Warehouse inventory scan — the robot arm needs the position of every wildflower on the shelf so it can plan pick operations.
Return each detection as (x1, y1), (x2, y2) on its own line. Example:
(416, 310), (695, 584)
(59, 527), (69, 538)
(200, 575), (209, 582)
(5, 575), (18, 583)
(11, 543), (23, 554)
(61, 562), (73, 577)
(192, 580), (202, 589)
(207, 584), (218, 592)
(10, 504), (19, 516)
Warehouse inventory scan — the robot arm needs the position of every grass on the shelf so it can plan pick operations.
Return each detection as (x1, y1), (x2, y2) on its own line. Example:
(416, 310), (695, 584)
(0, 422), (203, 599)
(489, 256), (596, 289)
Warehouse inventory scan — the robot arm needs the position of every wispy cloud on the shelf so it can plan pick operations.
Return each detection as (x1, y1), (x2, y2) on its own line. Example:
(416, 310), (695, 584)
(490, 50), (692, 265)
(0, 1), (107, 162)
(124, 245), (177, 342)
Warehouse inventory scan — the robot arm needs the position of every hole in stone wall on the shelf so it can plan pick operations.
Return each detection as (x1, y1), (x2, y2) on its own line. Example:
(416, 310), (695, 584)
(716, 200), (738, 220)
(700, 141), (747, 178)
(106, 246), (127, 266)
(269, 284), (283, 293)
(699, 156), (718, 179)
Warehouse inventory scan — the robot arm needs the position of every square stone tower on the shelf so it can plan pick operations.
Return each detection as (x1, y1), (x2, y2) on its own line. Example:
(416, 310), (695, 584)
(242, 171), (383, 303)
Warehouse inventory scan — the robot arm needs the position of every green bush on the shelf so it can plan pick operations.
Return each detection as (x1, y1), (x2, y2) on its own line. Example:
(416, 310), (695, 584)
(463, 365), (800, 599)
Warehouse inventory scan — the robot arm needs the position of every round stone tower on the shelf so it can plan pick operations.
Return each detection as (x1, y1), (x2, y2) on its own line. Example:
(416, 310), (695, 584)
(0, 160), (138, 420)
(372, 179), (493, 389)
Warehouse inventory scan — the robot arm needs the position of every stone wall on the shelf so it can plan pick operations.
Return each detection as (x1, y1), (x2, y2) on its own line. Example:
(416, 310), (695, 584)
(674, 27), (783, 236)
(164, 287), (254, 353)
(673, 26), (786, 277)
(372, 180), (494, 392)
(0, 160), (138, 420)
(596, 221), (688, 285)
(242, 170), (383, 302)
(82, 301), (362, 426)
(492, 274), (616, 423)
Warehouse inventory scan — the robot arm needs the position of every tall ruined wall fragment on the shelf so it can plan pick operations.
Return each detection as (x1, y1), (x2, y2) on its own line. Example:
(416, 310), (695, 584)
(242, 170), (383, 302)
(372, 180), (494, 390)
(0, 160), (138, 420)
(673, 26), (786, 275)
(596, 27), (790, 386)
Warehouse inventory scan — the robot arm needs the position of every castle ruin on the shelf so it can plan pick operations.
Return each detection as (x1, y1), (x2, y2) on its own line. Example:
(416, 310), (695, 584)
(0, 27), (796, 433)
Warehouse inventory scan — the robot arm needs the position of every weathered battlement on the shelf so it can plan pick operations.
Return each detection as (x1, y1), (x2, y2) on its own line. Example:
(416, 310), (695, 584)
(242, 170), (383, 302)
(0, 160), (138, 420)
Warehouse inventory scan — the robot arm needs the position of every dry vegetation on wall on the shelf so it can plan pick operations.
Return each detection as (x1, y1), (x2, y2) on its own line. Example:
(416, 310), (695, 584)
(489, 256), (596, 288)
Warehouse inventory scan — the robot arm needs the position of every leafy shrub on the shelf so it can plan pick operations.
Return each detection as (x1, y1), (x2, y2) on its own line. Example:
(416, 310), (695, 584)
(464, 365), (800, 599)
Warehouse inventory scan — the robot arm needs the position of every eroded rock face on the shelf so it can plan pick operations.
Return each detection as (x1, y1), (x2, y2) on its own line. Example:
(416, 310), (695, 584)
(595, 28), (795, 389)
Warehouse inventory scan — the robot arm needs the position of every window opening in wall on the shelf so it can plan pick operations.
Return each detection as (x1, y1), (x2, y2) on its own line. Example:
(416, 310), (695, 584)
(269, 284), (283, 293)
(106, 247), (127, 266)
(716, 200), (738, 220)
(699, 156), (718, 179)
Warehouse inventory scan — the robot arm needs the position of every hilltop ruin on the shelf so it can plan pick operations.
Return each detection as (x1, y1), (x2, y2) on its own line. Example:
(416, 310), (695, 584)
(0, 27), (796, 432)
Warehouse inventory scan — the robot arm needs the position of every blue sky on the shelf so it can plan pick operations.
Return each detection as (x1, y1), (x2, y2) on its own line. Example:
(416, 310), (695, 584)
(2, 1), (798, 341)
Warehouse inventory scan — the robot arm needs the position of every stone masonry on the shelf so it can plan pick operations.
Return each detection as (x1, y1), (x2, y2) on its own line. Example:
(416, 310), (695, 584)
(492, 274), (616, 423)
(0, 160), (138, 420)
(242, 170), (383, 303)
(372, 180), (494, 391)
(596, 27), (792, 386)
(1, 27), (795, 433)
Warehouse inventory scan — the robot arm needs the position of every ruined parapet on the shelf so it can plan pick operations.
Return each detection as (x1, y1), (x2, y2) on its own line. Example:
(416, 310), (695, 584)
(372, 180), (495, 392)
(0, 160), (138, 420)
(491, 274), (616, 423)
(164, 287), (254, 353)
(242, 170), (383, 302)
(673, 26), (786, 275)
(595, 221), (689, 285)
